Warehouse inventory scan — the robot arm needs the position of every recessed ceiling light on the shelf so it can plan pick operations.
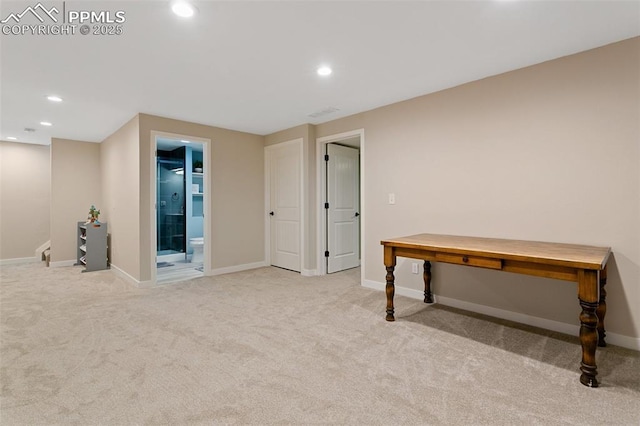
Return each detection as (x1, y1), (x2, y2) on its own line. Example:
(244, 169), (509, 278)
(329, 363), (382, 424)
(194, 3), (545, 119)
(40, 121), (53, 126)
(47, 95), (62, 102)
(6, 136), (17, 140)
(317, 66), (332, 76)
(172, 1), (196, 18)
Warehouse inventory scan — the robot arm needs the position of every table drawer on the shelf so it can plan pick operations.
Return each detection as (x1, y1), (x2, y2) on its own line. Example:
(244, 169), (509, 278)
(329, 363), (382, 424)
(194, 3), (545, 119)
(435, 253), (503, 270)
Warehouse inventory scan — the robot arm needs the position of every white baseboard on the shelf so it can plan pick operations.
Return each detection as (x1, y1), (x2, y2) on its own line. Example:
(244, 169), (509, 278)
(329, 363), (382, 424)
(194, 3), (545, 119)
(301, 268), (317, 277)
(0, 256), (39, 266)
(112, 261), (268, 287)
(363, 279), (424, 300)
(136, 279), (154, 288)
(362, 279), (640, 351)
(606, 331), (640, 351)
(208, 261), (267, 276)
(110, 264), (154, 288)
(50, 259), (77, 267)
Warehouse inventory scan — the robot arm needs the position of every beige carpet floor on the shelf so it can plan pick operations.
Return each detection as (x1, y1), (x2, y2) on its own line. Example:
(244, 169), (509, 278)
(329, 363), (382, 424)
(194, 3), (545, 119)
(1, 262), (639, 425)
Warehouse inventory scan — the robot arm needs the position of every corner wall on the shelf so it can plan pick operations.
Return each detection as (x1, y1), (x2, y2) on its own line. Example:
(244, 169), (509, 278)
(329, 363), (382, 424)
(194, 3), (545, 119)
(316, 37), (640, 342)
(0, 141), (51, 261)
(138, 114), (265, 282)
(101, 115), (140, 279)
(50, 138), (102, 264)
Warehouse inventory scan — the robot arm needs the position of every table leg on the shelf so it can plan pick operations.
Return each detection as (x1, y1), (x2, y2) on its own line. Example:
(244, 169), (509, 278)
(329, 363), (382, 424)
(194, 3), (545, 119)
(423, 261), (433, 303)
(597, 266), (607, 347)
(385, 266), (396, 321)
(578, 269), (599, 387)
(384, 246), (397, 321)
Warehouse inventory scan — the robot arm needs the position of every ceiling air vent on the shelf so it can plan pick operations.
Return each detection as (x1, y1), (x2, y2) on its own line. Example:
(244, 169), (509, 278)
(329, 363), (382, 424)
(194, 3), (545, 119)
(24, 128), (36, 132)
(307, 107), (339, 119)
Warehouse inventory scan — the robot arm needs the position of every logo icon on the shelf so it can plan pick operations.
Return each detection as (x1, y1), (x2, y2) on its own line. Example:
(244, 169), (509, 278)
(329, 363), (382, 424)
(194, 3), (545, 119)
(1, 2), (59, 24)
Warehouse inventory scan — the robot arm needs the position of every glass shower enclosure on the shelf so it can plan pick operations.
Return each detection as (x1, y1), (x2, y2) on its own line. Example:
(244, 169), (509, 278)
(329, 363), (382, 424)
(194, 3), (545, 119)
(156, 147), (186, 258)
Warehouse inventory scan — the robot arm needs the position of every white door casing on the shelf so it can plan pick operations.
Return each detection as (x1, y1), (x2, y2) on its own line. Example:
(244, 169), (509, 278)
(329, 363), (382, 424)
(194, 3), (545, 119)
(267, 140), (302, 272)
(326, 143), (360, 273)
(149, 131), (211, 285)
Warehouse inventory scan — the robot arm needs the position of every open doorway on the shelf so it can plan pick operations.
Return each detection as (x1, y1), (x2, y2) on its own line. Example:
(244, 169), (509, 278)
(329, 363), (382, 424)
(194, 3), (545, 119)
(152, 134), (209, 284)
(325, 142), (360, 273)
(316, 130), (364, 278)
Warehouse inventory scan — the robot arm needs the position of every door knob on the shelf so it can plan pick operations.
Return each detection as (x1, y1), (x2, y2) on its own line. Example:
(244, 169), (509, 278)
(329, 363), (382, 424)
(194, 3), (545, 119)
(269, 211), (274, 216)
(355, 212), (360, 217)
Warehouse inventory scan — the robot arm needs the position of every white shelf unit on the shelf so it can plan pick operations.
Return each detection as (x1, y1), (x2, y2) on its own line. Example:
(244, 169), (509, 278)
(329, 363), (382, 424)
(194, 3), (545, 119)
(192, 172), (204, 216)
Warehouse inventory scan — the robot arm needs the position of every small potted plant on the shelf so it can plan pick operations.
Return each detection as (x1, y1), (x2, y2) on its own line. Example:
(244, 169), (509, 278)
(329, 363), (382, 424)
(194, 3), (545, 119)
(87, 205), (101, 226)
(193, 160), (203, 173)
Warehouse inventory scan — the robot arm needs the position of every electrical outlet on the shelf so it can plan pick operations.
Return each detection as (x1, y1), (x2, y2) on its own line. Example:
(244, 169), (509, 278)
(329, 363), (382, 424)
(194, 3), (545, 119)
(388, 193), (396, 205)
(411, 263), (419, 274)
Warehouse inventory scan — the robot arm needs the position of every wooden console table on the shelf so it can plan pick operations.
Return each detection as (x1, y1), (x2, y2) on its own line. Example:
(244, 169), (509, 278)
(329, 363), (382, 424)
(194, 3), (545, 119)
(381, 233), (611, 387)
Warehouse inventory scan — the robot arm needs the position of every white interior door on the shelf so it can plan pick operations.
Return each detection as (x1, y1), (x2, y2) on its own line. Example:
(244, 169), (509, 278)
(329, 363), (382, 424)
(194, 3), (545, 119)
(268, 142), (301, 272)
(327, 144), (360, 273)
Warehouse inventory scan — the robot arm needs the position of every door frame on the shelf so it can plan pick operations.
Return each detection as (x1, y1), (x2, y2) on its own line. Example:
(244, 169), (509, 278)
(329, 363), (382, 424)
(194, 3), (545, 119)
(264, 138), (305, 272)
(150, 130), (211, 284)
(316, 129), (365, 278)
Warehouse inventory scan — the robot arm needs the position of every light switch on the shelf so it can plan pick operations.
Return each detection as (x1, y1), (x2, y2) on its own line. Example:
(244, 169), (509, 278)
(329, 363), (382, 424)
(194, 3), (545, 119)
(388, 193), (395, 205)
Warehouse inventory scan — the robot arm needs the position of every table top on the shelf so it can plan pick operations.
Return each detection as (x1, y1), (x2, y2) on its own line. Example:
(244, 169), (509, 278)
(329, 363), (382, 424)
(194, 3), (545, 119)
(381, 233), (611, 270)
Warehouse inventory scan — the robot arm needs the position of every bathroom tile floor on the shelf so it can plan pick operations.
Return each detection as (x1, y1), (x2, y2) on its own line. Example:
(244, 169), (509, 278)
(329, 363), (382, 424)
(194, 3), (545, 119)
(157, 260), (203, 284)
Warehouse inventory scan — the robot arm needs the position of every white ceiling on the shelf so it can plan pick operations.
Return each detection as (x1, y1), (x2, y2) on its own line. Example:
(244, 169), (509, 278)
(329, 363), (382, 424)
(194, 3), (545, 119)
(1, 0), (639, 146)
